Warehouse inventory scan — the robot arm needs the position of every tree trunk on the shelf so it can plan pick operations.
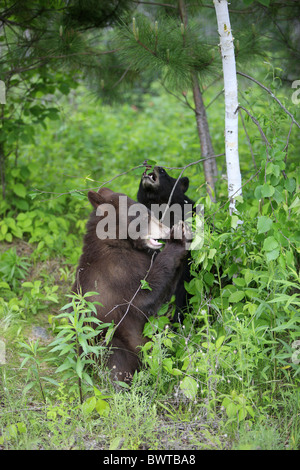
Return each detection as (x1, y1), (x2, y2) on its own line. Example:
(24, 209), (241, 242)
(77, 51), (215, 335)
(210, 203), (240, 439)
(192, 73), (217, 201)
(178, 0), (217, 202)
(213, 0), (242, 214)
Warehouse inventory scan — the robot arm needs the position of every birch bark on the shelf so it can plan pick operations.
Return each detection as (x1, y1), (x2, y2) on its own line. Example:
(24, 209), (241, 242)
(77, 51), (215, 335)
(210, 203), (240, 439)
(213, 0), (242, 214)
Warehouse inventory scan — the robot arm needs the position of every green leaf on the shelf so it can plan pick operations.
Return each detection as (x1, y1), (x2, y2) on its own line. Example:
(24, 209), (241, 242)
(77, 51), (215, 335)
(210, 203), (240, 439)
(238, 407), (247, 421)
(13, 183), (27, 198)
(261, 184), (274, 198)
(22, 281), (33, 288)
(145, 159), (157, 166)
(76, 358), (84, 378)
(254, 185), (263, 199)
(216, 336), (225, 350)
(233, 278), (246, 287)
(265, 248), (280, 262)
(266, 163), (280, 177)
(82, 396), (96, 416)
(271, 317), (299, 332)
(244, 269), (253, 285)
(16, 422), (27, 434)
(29, 105), (44, 117)
(0, 281), (10, 289)
(23, 382), (35, 395)
(179, 376), (198, 400)
(231, 215), (239, 229)
(95, 398), (110, 417)
(0, 223), (7, 236)
(228, 291), (245, 303)
(109, 437), (124, 450)
(225, 401), (237, 418)
(163, 358), (182, 376)
(5, 232), (12, 242)
(7, 424), (18, 438)
(56, 361), (74, 373)
(284, 178), (296, 194)
(70, 190), (86, 200)
(208, 248), (217, 259)
(204, 272), (214, 287)
(82, 371), (94, 386)
(41, 377), (60, 386)
(20, 356), (31, 368)
(263, 236), (279, 252)
(257, 216), (273, 234)
(140, 279), (152, 290)
(289, 196), (300, 214)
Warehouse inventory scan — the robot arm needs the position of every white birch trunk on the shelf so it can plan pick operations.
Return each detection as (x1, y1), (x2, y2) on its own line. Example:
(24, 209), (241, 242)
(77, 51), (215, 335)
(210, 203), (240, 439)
(213, 0), (242, 215)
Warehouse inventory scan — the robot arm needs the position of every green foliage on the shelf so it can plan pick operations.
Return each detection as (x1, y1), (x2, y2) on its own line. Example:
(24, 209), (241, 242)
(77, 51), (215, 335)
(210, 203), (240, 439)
(81, 388), (111, 418)
(115, 14), (217, 91)
(48, 291), (113, 401)
(0, 421), (28, 447)
(0, 248), (29, 290)
(19, 339), (57, 403)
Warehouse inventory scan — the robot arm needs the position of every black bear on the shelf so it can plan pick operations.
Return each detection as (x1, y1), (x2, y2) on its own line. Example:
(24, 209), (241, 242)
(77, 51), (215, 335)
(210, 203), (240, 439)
(72, 187), (188, 383)
(137, 166), (195, 322)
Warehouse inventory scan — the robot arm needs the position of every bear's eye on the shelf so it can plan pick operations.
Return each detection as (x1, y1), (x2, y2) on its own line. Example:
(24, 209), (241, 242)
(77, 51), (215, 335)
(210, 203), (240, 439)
(159, 168), (165, 174)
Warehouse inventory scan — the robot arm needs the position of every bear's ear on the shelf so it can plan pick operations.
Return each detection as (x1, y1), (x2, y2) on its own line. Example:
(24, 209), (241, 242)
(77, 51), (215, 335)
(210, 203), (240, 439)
(88, 191), (105, 208)
(88, 188), (114, 208)
(97, 187), (114, 198)
(180, 177), (189, 193)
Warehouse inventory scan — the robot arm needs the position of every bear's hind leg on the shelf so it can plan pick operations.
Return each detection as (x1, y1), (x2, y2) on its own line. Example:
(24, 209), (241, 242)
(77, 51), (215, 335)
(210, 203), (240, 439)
(107, 338), (141, 384)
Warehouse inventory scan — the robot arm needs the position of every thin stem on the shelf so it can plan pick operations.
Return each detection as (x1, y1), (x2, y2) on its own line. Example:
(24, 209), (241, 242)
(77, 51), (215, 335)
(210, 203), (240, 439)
(237, 70), (300, 129)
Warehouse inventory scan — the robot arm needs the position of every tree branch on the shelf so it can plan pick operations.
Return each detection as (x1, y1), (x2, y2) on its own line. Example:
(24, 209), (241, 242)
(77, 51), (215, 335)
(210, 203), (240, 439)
(236, 105), (271, 148)
(237, 70), (300, 129)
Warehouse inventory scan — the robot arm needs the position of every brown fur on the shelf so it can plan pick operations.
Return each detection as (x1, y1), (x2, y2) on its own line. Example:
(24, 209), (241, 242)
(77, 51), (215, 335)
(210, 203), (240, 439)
(72, 188), (188, 382)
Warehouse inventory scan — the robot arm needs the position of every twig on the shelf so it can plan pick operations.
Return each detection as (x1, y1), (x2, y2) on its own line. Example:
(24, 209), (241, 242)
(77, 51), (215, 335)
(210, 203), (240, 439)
(237, 70), (300, 129)
(161, 154), (225, 221)
(160, 81), (195, 111)
(35, 165), (145, 202)
(283, 120), (294, 161)
(236, 105), (271, 148)
(112, 64), (132, 88)
(206, 89), (224, 109)
(34, 156), (226, 202)
(104, 252), (157, 332)
(238, 108), (257, 169)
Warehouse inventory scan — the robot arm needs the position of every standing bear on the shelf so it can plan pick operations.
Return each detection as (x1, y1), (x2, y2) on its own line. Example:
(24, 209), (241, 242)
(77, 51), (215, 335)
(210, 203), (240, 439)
(137, 166), (195, 322)
(72, 187), (188, 383)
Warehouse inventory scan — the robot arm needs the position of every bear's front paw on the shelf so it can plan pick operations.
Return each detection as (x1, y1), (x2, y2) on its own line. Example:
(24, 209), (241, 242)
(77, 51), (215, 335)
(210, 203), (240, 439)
(169, 221), (192, 248)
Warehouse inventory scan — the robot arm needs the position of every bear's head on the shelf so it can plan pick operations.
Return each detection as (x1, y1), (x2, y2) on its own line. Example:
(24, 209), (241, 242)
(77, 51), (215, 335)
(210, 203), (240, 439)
(87, 188), (170, 251)
(137, 166), (189, 206)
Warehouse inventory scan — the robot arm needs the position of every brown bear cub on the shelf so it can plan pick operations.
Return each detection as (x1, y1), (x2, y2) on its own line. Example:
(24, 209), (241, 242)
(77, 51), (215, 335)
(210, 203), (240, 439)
(72, 187), (188, 383)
